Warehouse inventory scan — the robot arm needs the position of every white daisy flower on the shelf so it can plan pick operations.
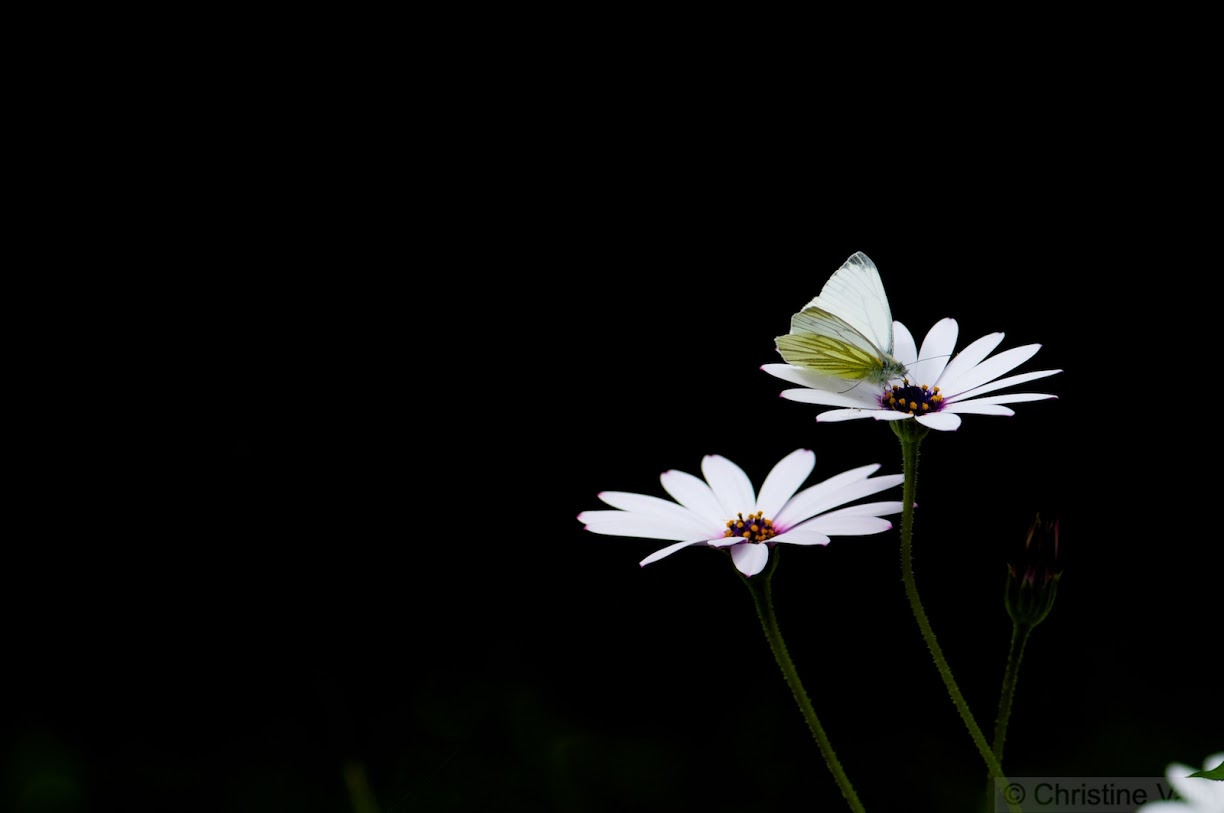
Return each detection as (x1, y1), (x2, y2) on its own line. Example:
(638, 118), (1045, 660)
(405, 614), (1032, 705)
(762, 317), (1061, 431)
(1138, 752), (1224, 812)
(578, 449), (903, 577)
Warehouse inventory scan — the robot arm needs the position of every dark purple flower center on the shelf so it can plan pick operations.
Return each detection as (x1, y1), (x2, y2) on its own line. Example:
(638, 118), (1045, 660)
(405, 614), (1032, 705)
(882, 380), (943, 416)
(723, 511), (776, 544)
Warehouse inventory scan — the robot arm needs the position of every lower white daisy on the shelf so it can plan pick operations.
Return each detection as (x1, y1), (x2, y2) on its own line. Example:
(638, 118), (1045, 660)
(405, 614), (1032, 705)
(763, 317), (1061, 431)
(578, 449), (903, 577)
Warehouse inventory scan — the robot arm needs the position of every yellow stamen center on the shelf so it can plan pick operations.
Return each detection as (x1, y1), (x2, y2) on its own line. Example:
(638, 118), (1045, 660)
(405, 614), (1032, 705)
(723, 511), (776, 543)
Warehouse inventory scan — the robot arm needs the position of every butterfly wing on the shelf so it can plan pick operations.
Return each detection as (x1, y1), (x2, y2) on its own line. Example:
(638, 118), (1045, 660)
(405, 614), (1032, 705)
(775, 307), (890, 380)
(800, 252), (895, 356)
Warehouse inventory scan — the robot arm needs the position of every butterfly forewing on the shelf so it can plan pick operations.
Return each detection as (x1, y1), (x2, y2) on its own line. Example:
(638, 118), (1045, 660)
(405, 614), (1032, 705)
(800, 251), (895, 356)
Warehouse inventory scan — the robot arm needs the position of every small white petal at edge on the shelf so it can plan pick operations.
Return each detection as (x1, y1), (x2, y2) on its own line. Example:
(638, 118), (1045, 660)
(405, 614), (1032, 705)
(914, 412), (961, 431)
(731, 543), (770, 577)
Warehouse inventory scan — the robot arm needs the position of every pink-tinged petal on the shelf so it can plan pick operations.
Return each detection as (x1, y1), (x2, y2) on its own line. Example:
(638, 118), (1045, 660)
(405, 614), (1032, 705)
(942, 402), (1015, 416)
(709, 535), (742, 548)
(824, 475), (905, 505)
(702, 455), (756, 517)
(939, 343), (1042, 397)
(579, 512), (710, 541)
(816, 500), (905, 518)
(731, 543), (770, 576)
(660, 469), (725, 524)
(771, 527), (831, 546)
(598, 491), (719, 535)
(892, 320), (918, 367)
(774, 466), (896, 528)
(870, 411), (915, 422)
(762, 363), (855, 392)
(640, 540), (708, 566)
(782, 388), (876, 409)
(756, 449), (816, 518)
(948, 392), (1057, 410)
(914, 412), (961, 431)
(782, 464), (879, 504)
(815, 408), (878, 422)
(799, 515), (893, 536)
(936, 332), (1004, 386)
(952, 369), (1061, 401)
(911, 317), (958, 385)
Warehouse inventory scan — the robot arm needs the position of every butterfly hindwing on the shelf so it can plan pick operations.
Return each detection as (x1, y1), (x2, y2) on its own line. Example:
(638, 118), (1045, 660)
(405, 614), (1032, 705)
(775, 332), (885, 380)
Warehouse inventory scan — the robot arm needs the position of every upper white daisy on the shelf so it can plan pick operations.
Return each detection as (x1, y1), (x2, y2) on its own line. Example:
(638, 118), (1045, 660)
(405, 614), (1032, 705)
(763, 317), (1061, 432)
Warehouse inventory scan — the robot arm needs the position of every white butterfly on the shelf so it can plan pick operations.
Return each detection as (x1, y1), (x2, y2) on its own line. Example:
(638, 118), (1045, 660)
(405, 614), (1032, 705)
(774, 252), (908, 387)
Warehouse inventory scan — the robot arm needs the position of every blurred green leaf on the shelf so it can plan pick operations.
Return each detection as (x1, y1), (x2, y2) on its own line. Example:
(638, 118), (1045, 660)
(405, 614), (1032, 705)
(1188, 762), (1224, 780)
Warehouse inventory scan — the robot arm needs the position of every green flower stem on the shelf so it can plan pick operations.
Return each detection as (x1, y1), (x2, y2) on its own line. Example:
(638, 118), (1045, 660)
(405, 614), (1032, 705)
(991, 622), (1033, 762)
(741, 549), (866, 813)
(893, 423), (1019, 813)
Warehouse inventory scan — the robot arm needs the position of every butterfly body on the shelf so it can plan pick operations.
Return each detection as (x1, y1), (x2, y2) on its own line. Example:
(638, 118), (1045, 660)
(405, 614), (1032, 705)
(774, 252), (908, 387)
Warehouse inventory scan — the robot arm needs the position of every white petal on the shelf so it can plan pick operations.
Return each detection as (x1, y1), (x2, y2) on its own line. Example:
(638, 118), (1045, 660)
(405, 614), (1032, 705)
(951, 368), (1062, 401)
(940, 344), (1042, 397)
(771, 527), (831, 546)
(709, 535), (742, 548)
(580, 512), (710, 542)
(640, 539), (707, 566)
(892, 320), (918, 366)
(598, 491), (718, 535)
(731, 543), (770, 576)
(870, 410), (915, 421)
(942, 402), (1015, 416)
(775, 468), (901, 528)
(911, 317), (958, 385)
(914, 412), (961, 431)
(755, 449), (816, 518)
(660, 469), (725, 524)
(761, 363), (855, 392)
(936, 332), (1004, 387)
(961, 393), (1058, 407)
(817, 500), (905, 517)
(702, 455), (756, 517)
(800, 515), (894, 536)
(782, 387), (877, 409)
(815, 408), (878, 422)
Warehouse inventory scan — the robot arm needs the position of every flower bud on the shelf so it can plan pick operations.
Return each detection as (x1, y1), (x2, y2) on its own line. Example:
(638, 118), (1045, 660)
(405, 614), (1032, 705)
(1004, 514), (1062, 627)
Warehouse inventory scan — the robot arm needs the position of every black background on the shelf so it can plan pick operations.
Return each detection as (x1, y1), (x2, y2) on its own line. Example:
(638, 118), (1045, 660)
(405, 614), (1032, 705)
(5, 130), (1220, 811)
